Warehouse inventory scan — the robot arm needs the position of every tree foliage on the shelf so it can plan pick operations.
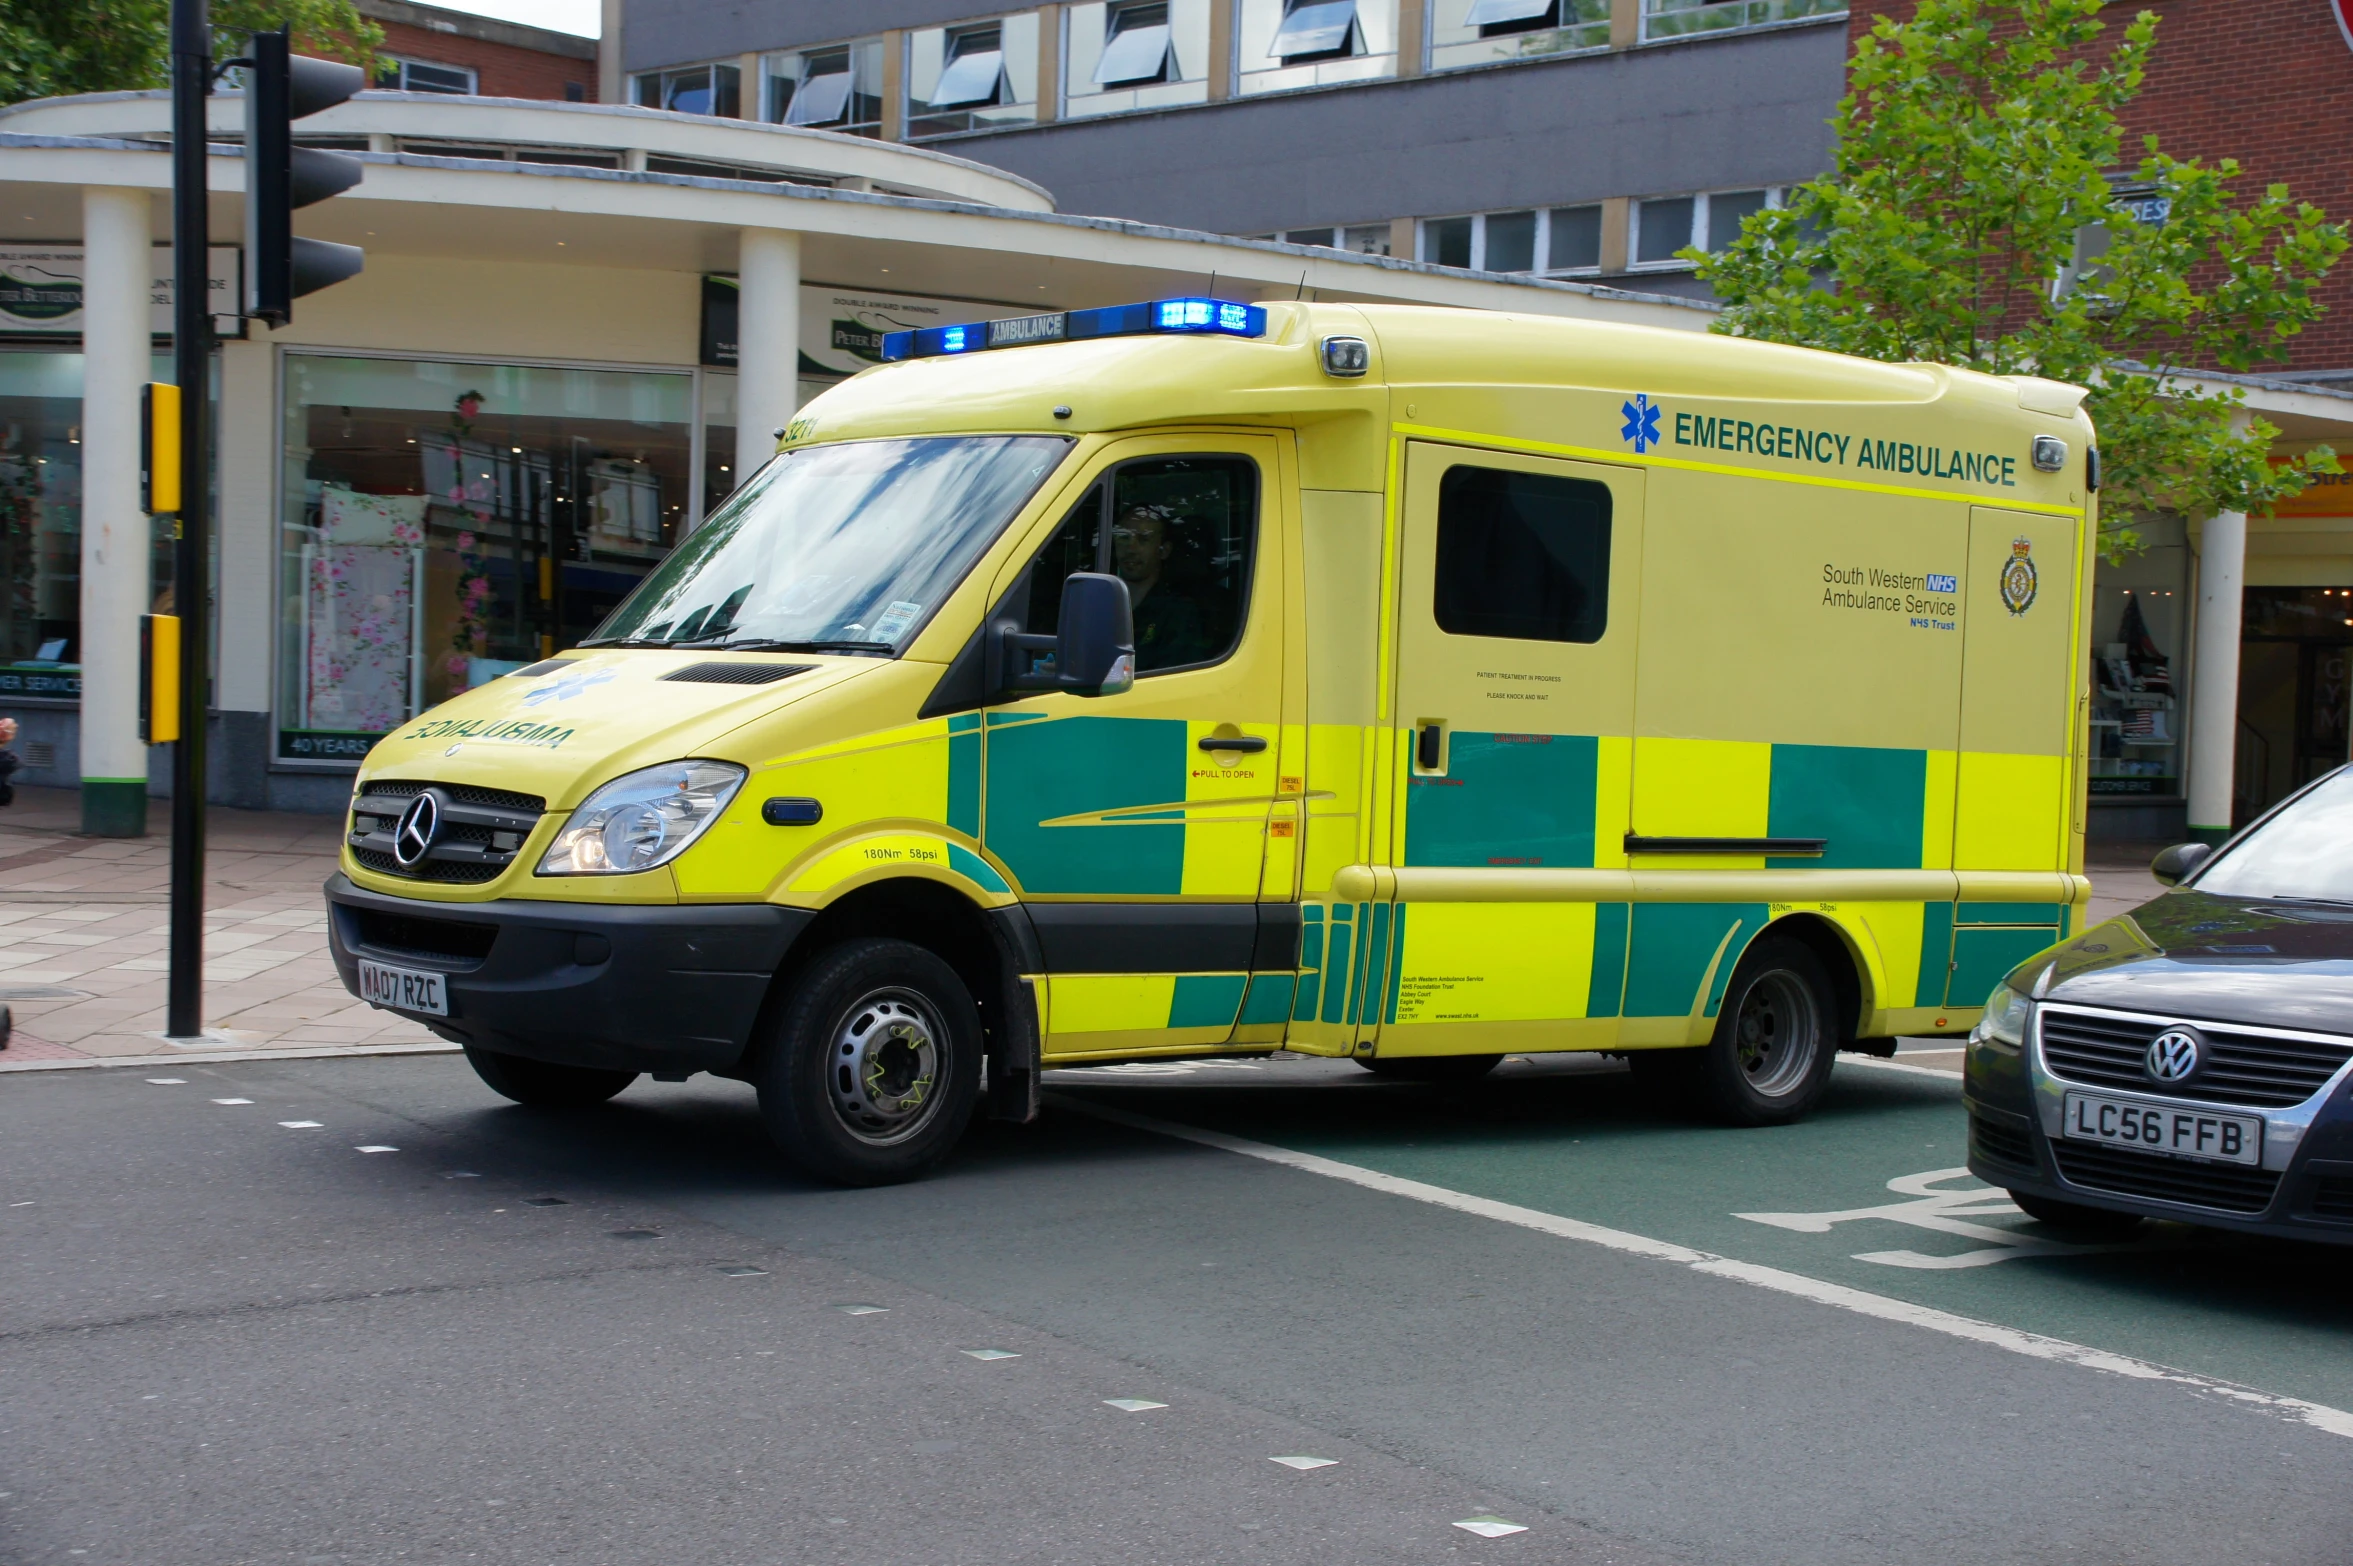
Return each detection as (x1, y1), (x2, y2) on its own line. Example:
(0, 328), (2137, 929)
(1691, 0), (2347, 558)
(0, 0), (382, 109)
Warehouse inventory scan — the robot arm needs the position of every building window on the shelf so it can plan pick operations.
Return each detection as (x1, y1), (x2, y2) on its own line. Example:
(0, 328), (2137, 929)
(1268, 224), (1393, 255)
(1428, 0), (1609, 72)
(1640, 0), (1845, 43)
(276, 354), (693, 766)
(1629, 188), (1777, 269)
(1063, 0), (1211, 118)
(377, 57), (478, 94)
(1236, 0), (1400, 95)
(632, 62), (742, 117)
(1418, 206), (1601, 274)
(765, 41), (886, 136)
(906, 15), (1041, 138)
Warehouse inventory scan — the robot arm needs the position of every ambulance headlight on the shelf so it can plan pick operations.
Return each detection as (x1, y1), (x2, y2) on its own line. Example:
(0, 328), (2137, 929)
(1973, 983), (2032, 1052)
(537, 760), (746, 876)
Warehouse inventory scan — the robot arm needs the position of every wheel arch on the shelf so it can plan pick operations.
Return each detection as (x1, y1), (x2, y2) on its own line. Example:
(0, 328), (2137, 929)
(1754, 912), (1867, 1046)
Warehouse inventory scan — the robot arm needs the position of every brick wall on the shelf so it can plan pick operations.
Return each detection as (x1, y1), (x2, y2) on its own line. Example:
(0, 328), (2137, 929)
(375, 18), (597, 101)
(1847, 1), (2353, 373)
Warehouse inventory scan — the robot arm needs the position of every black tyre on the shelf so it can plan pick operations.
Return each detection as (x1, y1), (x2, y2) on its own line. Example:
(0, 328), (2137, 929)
(463, 1044), (637, 1108)
(2009, 1189), (2145, 1235)
(1355, 1054), (1504, 1083)
(1683, 936), (1840, 1126)
(756, 937), (983, 1186)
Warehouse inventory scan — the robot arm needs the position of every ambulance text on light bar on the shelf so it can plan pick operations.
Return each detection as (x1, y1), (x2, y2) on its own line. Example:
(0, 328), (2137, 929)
(880, 297), (1268, 362)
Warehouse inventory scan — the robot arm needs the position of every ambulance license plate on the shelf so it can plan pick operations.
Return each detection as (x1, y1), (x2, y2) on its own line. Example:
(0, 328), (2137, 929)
(2060, 1091), (2260, 1166)
(358, 959), (448, 1017)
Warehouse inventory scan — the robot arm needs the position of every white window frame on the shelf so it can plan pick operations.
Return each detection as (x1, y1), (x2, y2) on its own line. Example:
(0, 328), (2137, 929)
(631, 61), (743, 118)
(1062, 0), (1213, 118)
(1425, 0), (1611, 73)
(1626, 187), (1781, 272)
(1234, 0), (1400, 97)
(1418, 207), (1599, 275)
(1272, 224), (1394, 255)
(381, 57), (478, 95)
(763, 39), (887, 135)
(904, 13), (1042, 139)
(1638, 0), (1848, 45)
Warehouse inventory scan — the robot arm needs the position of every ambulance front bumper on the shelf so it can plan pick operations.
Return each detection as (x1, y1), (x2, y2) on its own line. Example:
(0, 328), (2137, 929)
(324, 873), (810, 1073)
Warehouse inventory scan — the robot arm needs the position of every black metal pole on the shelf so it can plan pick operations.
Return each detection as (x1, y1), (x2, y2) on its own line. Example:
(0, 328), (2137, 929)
(166, 0), (211, 1040)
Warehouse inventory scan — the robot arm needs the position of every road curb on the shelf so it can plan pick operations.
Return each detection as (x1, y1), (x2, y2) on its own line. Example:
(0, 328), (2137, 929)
(0, 1040), (462, 1074)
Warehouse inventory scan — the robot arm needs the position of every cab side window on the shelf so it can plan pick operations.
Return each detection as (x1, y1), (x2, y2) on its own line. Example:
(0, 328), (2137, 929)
(1432, 466), (1611, 644)
(1019, 455), (1258, 674)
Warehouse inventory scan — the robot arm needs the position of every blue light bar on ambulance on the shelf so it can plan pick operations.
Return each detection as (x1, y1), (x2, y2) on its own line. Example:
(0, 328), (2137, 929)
(879, 297), (1267, 362)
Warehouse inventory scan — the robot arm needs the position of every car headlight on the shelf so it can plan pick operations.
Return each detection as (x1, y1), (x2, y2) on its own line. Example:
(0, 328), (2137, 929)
(536, 760), (746, 876)
(1973, 983), (2032, 1051)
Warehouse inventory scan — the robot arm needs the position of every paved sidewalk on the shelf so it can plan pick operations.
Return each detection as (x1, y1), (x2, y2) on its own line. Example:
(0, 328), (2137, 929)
(0, 782), (2183, 1070)
(0, 785), (439, 1066)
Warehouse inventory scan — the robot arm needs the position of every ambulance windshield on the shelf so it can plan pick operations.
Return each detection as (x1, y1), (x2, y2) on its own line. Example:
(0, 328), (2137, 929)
(585, 435), (1072, 654)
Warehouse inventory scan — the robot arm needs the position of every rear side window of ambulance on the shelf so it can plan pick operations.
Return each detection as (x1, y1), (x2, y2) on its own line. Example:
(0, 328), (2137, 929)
(1432, 466), (1611, 644)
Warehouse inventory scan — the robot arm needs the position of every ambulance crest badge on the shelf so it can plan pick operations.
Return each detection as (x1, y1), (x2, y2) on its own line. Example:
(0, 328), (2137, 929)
(2000, 537), (2039, 616)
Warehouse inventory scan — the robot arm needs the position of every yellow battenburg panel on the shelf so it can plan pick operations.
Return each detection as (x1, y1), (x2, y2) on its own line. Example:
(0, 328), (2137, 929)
(1955, 752), (2066, 871)
(676, 719), (953, 901)
(1302, 721), (1367, 895)
(1392, 902), (1596, 1025)
(1180, 718), (1278, 897)
(1844, 900), (1925, 1024)
(1593, 734), (1633, 868)
(1632, 737), (1771, 843)
(1046, 973), (1176, 1035)
(1920, 749), (1958, 871)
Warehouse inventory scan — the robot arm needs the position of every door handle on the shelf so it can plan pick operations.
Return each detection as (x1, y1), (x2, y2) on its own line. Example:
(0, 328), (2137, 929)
(1416, 723), (1443, 771)
(1197, 734), (1268, 753)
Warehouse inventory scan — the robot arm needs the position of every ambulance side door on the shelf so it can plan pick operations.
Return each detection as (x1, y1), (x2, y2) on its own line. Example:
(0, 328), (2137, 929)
(980, 434), (1288, 1057)
(1376, 442), (1642, 1054)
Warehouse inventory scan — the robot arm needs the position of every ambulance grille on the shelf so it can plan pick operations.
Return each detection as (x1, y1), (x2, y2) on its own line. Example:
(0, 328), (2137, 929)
(659, 662), (817, 685)
(346, 782), (545, 883)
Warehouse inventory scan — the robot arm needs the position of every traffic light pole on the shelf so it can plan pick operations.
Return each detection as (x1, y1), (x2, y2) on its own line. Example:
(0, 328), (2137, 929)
(166, 0), (211, 1040)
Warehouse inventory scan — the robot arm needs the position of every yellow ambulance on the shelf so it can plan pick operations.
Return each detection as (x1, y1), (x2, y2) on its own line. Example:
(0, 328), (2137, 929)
(326, 297), (2097, 1184)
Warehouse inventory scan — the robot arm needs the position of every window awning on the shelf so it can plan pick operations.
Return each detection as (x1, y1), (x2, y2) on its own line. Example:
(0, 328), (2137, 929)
(929, 47), (1006, 108)
(1095, 22), (1174, 85)
(1272, 0), (1359, 58)
(1464, 0), (1555, 25)
(784, 70), (852, 126)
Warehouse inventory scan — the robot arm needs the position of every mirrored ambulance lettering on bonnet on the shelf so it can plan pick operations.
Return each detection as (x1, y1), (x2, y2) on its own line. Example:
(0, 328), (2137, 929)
(325, 296), (2098, 1186)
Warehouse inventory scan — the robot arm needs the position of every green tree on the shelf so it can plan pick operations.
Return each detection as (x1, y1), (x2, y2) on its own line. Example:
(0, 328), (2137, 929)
(0, 0), (383, 109)
(1691, 0), (2347, 558)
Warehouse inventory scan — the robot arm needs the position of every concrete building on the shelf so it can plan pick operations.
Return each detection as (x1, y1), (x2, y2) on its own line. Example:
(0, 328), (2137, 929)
(612, 0), (1853, 301)
(0, 88), (1698, 820)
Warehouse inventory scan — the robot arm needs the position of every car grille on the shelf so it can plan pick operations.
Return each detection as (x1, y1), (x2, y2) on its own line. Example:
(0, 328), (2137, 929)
(2039, 1006), (2353, 1109)
(1969, 1112), (2037, 1173)
(2306, 1178), (2353, 1223)
(2050, 1141), (2281, 1215)
(345, 907), (497, 966)
(348, 780), (546, 883)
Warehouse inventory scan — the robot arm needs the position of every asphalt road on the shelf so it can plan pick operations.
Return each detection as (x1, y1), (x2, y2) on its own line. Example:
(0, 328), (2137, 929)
(4, 1049), (2351, 1566)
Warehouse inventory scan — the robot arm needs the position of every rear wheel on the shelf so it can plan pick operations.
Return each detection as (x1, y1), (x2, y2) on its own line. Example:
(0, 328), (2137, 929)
(1355, 1054), (1503, 1083)
(1650, 937), (1840, 1127)
(2008, 1189), (2145, 1235)
(756, 938), (983, 1186)
(463, 1045), (637, 1108)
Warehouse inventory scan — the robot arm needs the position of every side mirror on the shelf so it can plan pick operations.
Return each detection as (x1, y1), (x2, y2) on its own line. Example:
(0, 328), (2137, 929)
(1048, 572), (1134, 697)
(2150, 841), (2213, 887)
(994, 572), (1135, 700)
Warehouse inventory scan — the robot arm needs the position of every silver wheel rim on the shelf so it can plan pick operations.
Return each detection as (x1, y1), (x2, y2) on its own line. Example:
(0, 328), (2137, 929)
(825, 987), (945, 1147)
(1732, 970), (1821, 1098)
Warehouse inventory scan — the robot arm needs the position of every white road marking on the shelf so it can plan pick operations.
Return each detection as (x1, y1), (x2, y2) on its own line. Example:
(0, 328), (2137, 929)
(144, 1078), (186, 1085)
(962, 1349), (1019, 1361)
(838, 1304), (887, 1316)
(278, 1121), (323, 1130)
(1741, 1167), (2151, 1270)
(1456, 1517), (1529, 1538)
(1845, 1054), (1964, 1080)
(1057, 1096), (2353, 1442)
(209, 1098), (253, 1106)
(354, 1145), (398, 1154)
(1270, 1455), (1338, 1470)
(1103, 1398), (1167, 1411)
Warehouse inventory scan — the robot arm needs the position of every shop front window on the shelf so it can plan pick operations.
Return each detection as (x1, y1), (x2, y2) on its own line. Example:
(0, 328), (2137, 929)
(2086, 535), (2186, 801)
(278, 354), (692, 764)
(2239, 586), (2353, 819)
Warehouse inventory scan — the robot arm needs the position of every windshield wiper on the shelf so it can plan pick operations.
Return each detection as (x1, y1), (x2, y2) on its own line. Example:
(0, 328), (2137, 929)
(2266, 895), (2353, 910)
(703, 637), (895, 656)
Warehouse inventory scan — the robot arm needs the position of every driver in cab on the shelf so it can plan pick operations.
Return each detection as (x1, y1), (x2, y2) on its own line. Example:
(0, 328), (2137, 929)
(1111, 503), (1216, 671)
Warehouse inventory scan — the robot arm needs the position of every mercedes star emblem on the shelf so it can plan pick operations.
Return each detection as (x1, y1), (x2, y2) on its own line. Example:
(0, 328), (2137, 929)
(2144, 1027), (2203, 1084)
(392, 790), (442, 868)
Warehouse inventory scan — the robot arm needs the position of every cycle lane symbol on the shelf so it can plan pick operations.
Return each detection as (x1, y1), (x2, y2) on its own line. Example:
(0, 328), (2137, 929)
(1735, 1167), (2164, 1270)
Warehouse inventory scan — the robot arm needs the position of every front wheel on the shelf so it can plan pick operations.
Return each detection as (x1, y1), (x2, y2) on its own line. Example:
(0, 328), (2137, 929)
(756, 938), (983, 1186)
(463, 1045), (637, 1108)
(1676, 936), (1840, 1127)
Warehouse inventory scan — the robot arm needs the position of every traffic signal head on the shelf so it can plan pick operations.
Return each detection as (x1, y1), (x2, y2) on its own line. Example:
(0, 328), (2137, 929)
(244, 29), (367, 326)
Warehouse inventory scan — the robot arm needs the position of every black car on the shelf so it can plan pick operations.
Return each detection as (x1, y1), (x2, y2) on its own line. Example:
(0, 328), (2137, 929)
(1966, 764), (2353, 1240)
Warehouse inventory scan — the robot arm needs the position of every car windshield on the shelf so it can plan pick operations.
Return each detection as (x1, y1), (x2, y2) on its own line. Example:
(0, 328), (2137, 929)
(2194, 767), (2353, 903)
(585, 435), (1071, 652)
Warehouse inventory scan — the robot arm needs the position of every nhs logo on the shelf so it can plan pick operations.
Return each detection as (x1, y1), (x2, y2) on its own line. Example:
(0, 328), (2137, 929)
(1925, 573), (1958, 594)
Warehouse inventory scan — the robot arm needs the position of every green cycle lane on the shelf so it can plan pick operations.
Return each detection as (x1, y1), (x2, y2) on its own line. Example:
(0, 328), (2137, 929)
(1049, 1052), (2353, 1415)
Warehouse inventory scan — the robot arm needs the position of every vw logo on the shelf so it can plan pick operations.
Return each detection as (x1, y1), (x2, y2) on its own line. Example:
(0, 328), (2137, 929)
(2145, 1027), (2203, 1084)
(392, 790), (442, 868)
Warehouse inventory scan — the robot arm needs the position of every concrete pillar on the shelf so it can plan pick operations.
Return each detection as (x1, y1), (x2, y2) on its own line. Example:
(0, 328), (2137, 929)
(598, 0), (623, 105)
(734, 227), (802, 485)
(79, 187), (151, 837)
(2185, 506), (2248, 843)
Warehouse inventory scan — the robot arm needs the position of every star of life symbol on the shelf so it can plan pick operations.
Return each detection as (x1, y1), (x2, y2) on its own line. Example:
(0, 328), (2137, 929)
(523, 663), (615, 707)
(1738, 1167), (2156, 1269)
(1620, 393), (1661, 454)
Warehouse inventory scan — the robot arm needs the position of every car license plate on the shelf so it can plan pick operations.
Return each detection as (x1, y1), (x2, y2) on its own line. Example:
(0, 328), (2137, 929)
(357, 959), (448, 1017)
(2060, 1091), (2261, 1166)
